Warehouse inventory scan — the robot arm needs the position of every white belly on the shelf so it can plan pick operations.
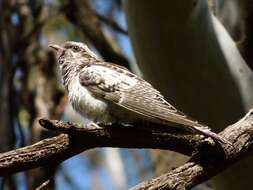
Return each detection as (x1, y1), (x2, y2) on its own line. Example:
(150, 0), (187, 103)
(68, 77), (112, 123)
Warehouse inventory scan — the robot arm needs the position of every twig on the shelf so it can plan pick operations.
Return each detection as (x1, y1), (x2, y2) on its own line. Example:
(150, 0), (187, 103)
(95, 12), (128, 35)
(35, 179), (50, 190)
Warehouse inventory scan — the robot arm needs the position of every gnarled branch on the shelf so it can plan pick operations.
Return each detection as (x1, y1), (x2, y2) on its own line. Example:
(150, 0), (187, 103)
(0, 119), (207, 176)
(0, 110), (253, 190)
(132, 110), (253, 190)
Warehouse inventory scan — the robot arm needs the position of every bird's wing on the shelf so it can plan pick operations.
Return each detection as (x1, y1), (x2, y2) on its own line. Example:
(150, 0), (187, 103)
(79, 63), (227, 144)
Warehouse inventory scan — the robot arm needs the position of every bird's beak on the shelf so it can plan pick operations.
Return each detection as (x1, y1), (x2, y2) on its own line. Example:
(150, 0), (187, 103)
(48, 44), (62, 51)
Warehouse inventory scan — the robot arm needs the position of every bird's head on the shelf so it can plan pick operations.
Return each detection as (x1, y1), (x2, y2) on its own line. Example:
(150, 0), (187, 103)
(49, 41), (98, 65)
(49, 41), (98, 88)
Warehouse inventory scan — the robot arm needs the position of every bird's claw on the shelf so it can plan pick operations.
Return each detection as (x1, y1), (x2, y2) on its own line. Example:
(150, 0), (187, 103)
(87, 122), (102, 129)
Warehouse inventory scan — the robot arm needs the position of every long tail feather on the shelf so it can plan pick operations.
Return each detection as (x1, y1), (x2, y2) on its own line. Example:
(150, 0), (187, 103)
(191, 126), (231, 145)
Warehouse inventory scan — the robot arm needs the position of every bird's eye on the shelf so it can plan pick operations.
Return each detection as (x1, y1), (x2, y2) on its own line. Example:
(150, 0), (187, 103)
(73, 46), (80, 52)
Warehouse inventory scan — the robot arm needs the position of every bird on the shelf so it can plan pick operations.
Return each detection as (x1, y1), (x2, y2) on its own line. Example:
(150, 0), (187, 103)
(49, 41), (229, 144)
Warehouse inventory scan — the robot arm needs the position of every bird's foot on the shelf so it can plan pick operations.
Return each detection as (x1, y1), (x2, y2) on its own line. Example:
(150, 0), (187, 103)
(67, 121), (83, 128)
(87, 122), (102, 129)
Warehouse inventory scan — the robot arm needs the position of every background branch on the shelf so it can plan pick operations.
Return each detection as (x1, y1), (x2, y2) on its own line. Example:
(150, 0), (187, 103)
(95, 12), (128, 35)
(62, 0), (130, 68)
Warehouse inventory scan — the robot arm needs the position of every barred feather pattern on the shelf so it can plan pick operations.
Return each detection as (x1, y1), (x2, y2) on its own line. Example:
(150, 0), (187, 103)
(52, 41), (229, 144)
(78, 63), (228, 144)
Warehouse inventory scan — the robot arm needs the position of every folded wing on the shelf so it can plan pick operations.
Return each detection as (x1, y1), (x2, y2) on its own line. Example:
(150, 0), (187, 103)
(79, 63), (228, 144)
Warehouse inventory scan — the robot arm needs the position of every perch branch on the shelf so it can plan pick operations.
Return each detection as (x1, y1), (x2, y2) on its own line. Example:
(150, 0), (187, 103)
(0, 110), (253, 190)
(0, 120), (210, 176)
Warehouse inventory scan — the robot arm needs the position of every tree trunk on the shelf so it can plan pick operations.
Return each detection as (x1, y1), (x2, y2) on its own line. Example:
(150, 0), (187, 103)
(124, 0), (253, 189)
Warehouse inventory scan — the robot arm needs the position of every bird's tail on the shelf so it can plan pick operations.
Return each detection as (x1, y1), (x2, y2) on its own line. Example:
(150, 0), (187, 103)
(171, 116), (231, 145)
(191, 125), (231, 145)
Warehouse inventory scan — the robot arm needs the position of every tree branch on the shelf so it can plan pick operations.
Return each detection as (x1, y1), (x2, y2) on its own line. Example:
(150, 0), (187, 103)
(0, 134), (69, 176)
(132, 110), (253, 190)
(0, 119), (209, 176)
(0, 110), (253, 190)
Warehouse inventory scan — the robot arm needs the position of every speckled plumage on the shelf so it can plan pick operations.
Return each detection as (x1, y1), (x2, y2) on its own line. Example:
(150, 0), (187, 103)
(49, 41), (229, 144)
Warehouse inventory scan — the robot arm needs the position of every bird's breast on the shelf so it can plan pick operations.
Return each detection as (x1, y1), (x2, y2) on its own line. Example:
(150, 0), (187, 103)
(68, 77), (111, 123)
